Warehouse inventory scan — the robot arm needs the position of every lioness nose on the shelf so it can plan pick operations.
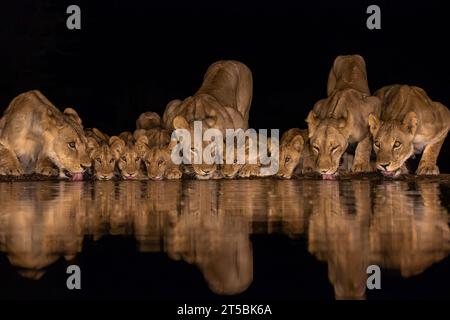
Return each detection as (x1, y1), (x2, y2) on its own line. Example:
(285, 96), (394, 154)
(380, 163), (390, 170)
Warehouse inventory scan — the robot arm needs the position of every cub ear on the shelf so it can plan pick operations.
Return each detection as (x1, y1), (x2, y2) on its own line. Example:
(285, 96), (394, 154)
(291, 134), (305, 153)
(135, 135), (149, 157)
(402, 111), (418, 135)
(368, 113), (381, 136)
(109, 136), (125, 159)
(86, 137), (99, 158)
(173, 115), (190, 130)
(64, 108), (83, 126)
(305, 111), (319, 138)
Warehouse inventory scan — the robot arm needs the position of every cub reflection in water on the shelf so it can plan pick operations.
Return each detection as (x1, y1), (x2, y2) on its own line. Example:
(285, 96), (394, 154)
(0, 182), (85, 279)
(0, 179), (448, 300)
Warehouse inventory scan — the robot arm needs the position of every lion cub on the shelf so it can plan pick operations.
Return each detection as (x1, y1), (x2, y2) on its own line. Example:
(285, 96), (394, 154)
(369, 85), (450, 177)
(85, 128), (116, 180)
(276, 128), (313, 179)
(110, 131), (146, 180)
(134, 112), (182, 180)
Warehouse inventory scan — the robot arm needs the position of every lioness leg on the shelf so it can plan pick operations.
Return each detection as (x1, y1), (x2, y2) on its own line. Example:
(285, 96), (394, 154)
(0, 144), (23, 176)
(416, 136), (445, 175)
(352, 136), (373, 173)
(35, 156), (59, 176)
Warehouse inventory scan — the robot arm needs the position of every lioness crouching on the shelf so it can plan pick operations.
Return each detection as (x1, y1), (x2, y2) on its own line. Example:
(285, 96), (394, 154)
(369, 85), (450, 177)
(134, 112), (182, 180)
(110, 132), (146, 180)
(85, 128), (117, 180)
(0, 90), (91, 180)
(163, 60), (253, 180)
(306, 55), (381, 180)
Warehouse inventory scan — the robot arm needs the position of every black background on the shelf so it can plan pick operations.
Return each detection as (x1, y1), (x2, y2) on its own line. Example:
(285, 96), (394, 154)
(0, 0), (449, 169)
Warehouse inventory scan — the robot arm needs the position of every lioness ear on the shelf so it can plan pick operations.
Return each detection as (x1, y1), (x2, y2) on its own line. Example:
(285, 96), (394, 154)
(368, 113), (380, 136)
(64, 108), (82, 126)
(173, 115), (190, 130)
(402, 111), (418, 135)
(291, 134), (305, 153)
(109, 136), (125, 159)
(306, 111), (318, 137)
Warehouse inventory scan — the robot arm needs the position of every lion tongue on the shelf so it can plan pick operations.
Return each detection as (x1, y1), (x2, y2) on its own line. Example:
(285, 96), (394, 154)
(70, 173), (84, 181)
(322, 174), (337, 180)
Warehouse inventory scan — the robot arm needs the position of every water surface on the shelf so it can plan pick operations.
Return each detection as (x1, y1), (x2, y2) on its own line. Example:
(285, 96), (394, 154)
(0, 177), (449, 300)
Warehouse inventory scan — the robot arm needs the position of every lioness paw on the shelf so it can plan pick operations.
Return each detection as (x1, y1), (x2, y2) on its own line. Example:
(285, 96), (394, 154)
(166, 168), (182, 180)
(0, 164), (23, 176)
(239, 164), (260, 178)
(36, 165), (59, 177)
(416, 162), (439, 175)
(352, 161), (374, 173)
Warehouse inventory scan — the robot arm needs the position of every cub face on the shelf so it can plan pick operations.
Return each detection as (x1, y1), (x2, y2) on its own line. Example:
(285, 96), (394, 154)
(277, 131), (305, 179)
(87, 138), (116, 180)
(368, 112), (417, 177)
(110, 135), (143, 180)
(135, 136), (182, 180)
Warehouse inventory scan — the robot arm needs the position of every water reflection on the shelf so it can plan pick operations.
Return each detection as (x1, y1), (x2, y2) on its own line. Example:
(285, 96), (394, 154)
(0, 178), (448, 298)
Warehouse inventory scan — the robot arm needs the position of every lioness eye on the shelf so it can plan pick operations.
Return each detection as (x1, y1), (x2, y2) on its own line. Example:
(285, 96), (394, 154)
(135, 157), (140, 162)
(96, 157), (101, 163)
(109, 158), (115, 164)
(158, 159), (165, 166)
(313, 145), (319, 153)
(394, 141), (402, 148)
(68, 142), (76, 149)
(121, 156), (127, 162)
(374, 141), (380, 148)
(331, 146), (339, 153)
(285, 156), (291, 163)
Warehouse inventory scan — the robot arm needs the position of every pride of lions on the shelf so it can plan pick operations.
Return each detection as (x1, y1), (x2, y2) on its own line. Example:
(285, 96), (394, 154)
(0, 56), (449, 181)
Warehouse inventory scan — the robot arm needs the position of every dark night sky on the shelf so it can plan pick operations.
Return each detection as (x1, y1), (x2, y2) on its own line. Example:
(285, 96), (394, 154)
(0, 0), (449, 168)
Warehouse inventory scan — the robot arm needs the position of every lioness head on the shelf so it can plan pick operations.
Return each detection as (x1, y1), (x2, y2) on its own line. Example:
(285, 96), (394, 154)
(43, 108), (91, 180)
(277, 131), (305, 179)
(306, 113), (350, 178)
(368, 112), (417, 177)
(110, 134), (143, 180)
(86, 138), (116, 180)
(173, 115), (219, 180)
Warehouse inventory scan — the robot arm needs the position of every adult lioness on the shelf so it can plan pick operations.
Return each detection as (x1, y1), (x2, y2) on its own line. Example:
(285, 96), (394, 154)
(306, 55), (381, 179)
(162, 60), (253, 179)
(368, 85), (450, 176)
(0, 90), (91, 180)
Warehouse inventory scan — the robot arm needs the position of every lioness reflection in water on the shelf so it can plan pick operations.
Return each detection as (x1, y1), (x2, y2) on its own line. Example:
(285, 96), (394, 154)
(0, 179), (448, 300)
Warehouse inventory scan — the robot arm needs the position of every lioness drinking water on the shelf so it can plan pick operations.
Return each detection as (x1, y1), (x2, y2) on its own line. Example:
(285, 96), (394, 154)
(368, 85), (450, 176)
(0, 90), (91, 180)
(306, 55), (381, 180)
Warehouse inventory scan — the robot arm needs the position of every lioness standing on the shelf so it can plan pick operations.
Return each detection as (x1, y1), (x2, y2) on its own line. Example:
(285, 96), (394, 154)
(162, 60), (253, 179)
(306, 55), (381, 179)
(368, 85), (450, 176)
(0, 90), (91, 180)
